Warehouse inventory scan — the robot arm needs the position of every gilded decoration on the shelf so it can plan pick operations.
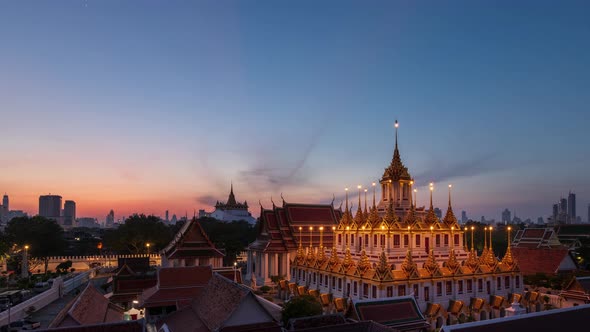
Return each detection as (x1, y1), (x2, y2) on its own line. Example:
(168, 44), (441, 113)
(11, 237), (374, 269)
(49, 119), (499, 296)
(296, 244), (306, 266)
(357, 249), (371, 272)
(401, 249), (418, 276)
(383, 201), (399, 228)
(342, 246), (355, 270)
(445, 248), (461, 273)
(328, 246), (340, 267)
(464, 249), (479, 270)
(423, 249), (440, 274)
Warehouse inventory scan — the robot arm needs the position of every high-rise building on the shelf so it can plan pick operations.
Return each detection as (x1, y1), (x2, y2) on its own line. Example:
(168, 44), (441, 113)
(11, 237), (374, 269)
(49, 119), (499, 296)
(552, 204), (559, 222)
(461, 210), (467, 223)
(63, 200), (76, 227)
(568, 191), (576, 223)
(2, 194), (8, 211)
(165, 210), (169, 223)
(39, 195), (62, 219)
(502, 208), (511, 224)
(106, 209), (115, 228)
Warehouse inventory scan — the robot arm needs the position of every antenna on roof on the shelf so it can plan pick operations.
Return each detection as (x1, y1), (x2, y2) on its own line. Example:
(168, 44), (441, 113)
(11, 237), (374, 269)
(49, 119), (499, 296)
(270, 196), (276, 208)
(331, 194), (335, 206)
(281, 193), (286, 205)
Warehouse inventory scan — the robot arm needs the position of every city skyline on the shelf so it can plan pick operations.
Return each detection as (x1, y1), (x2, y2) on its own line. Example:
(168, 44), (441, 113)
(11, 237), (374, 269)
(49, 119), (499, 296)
(1, 1), (589, 221)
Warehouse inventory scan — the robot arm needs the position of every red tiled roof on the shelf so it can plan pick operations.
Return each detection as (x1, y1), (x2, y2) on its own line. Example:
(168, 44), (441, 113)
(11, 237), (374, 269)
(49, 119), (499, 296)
(348, 296), (428, 330)
(252, 203), (339, 253)
(50, 284), (124, 328)
(163, 219), (224, 259)
(522, 229), (546, 239)
(116, 278), (157, 292)
(39, 320), (143, 332)
(140, 266), (213, 308)
(511, 247), (575, 275)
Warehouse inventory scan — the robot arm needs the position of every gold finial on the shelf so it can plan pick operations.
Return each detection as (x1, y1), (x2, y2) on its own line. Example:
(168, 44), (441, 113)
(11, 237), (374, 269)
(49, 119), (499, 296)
(319, 226), (324, 248)
(429, 182), (434, 210)
(413, 189), (417, 208)
(309, 226), (313, 248)
(470, 226), (475, 251)
(448, 184), (452, 207)
(298, 226), (303, 249)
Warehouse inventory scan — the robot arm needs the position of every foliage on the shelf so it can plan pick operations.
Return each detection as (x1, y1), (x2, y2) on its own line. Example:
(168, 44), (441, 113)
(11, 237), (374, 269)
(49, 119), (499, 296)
(281, 295), (323, 326)
(55, 260), (72, 274)
(3, 216), (67, 272)
(102, 214), (173, 254)
(260, 285), (272, 293)
(524, 272), (568, 290)
(197, 217), (257, 265)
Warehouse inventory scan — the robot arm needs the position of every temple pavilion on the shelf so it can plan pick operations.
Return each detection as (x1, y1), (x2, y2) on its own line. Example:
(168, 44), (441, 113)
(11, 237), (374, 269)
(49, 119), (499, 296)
(247, 121), (523, 316)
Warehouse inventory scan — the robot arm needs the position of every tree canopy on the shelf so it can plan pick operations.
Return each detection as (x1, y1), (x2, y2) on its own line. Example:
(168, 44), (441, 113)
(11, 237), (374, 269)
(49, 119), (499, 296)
(102, 214), (173, 254)
(281, 295), (323, 326)
(3, 216), (67, 258)
(198, 217), (257, 265)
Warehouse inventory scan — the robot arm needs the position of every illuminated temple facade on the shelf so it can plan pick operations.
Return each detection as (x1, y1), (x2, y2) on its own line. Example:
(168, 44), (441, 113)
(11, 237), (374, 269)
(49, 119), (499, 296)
(247, 123), (523, 316)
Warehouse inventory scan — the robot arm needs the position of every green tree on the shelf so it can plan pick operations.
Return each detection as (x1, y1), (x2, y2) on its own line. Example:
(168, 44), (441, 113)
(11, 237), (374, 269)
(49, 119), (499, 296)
(102, 214), (173, 254)
(56, 260), (73, 274)
(281, 295), (323, 326)
(4, 216), (67, 273)
(198, 217), (257, 265)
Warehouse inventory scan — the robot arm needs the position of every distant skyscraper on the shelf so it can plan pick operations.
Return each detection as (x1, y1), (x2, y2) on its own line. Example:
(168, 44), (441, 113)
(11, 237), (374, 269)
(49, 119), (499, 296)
(165, 210), (169, 223)
(39, 195), (62, 219)
(560, 198), (567, 214)
(537, 217), (544, 224)
(2, 194), (8, 211)
(568, 191), (576, 223)
(106, 209), (115, 228)
(552, 204), (559, 222)
(502, 208), (511, 224)
(63, 200), (76, 227)
(461, 211), (467, 223)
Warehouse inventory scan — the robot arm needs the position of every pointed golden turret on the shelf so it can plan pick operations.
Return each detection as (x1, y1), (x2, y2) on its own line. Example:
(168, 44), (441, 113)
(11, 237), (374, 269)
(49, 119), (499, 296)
(376, 247), (390, 274)
(338, 188), (353, 229)
(405, 203), (418, 227)
(328, 245), (340, 267)
(296, 226), (306, 265)
(480, 227), (490, 264)
(501, 226), (516, 268)
(342, 246), (355, 270)
(363, 189), (369, 221)
(485, 226), (497, 266)
(423, 251), (439, 274)
(443, 184), (459, 228)
(358, 249), (371, 271)
(353, 187), (365, 230)
(424, 182), (439, 226)
(383, 200), (398, 228)
(464, 226), (479, 270)
(401, 249), (418, 276)
(317, 226), (326, 263)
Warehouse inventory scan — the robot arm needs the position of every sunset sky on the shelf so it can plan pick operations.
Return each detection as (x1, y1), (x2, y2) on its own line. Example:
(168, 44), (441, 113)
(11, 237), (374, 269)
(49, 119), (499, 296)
(1, 1), (589, 222)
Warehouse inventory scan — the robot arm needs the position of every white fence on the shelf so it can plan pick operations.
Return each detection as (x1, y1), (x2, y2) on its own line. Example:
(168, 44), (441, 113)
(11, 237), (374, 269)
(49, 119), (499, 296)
(0, 269), (96, 326)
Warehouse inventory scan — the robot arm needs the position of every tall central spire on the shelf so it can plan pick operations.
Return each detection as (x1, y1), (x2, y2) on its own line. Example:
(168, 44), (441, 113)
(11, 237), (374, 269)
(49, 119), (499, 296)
(382, 120), (411, 182)
(395, 119), (399, 151)
(227, 182), (237, 206)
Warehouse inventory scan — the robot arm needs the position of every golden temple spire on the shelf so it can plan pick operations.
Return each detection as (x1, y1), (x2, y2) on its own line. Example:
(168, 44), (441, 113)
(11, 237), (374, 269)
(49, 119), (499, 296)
(376, 247), (390, 274)
(464, 225), (479, 270)
(424, 226), (439, 273)
(401, 248), (417, 276)
(395, 119), (399, 151)
(338, 188), (353, 229)
(328, 245), (340, 267)
(372, 182), (376, 208)
(342, 246), (355, 269)
(445, 226), (460, 273)
(443, 184), (459, 227)
(363, 188), (369, 220)
(413, 188), (417, 208)
(317, 226), (326, 263)
(484, 226), (497, 266)
(480, 227), (489, 264)
(424, 182), (438, 225)
(296, 226), (305, 265)
(358, 249), (371, 271)
(383, 200), (398, 228)
(353, 185), (365, 227)
(501, 226), (516, 267)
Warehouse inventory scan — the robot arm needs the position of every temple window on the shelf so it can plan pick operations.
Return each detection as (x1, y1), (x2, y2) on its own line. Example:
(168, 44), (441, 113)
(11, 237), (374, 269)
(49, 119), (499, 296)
(497, 277), (502, 290)
(467, 280), (473, 292)
(332, 276), (336, 288)
(436, 282), (442, 297)
(338, 278), (342, 291)
(436, 235), (441, 247)
(298, 270), (301, 279)
(458, 280), (464, 294)
(446, 281), (452, 295)
(351, 236), (354, 245)
(338, 234), (342, 246)
(505, 276), (510, 289)
(374, 234), (378, 246)
(325, 275), (328, 286)
(353, 281), (358, 295)
(363, 284), (369, 298)
(416, 235), (421, 247)
(302, 271), (305, 281)
(381, 235), (386, 247)
(424, 287), (430, 302)
(365, 234), (369, 247)
(387, 286), (393, 297)
(404, 234), (409, 247)
(319, 274), (322, 285)
(444, 234), (449, 246)
(413, 284), (419, 299)
(454, 234), (460, 246)
(516, 276), (520, 288)
(313, 273), (316, 283)
(478, 279), (483, 292)
(372, 285), (377, 299)
(398, 285), (406, 296)
(394, 235), (401, 248)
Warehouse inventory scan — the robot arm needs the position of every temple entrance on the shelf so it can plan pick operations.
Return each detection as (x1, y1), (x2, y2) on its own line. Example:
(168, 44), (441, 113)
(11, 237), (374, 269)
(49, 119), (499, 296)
(425, 238), (430, 253)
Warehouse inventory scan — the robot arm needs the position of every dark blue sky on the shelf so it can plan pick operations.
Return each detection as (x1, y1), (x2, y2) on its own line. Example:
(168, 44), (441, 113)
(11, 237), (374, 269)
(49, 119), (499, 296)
(1, 0), (588, 221)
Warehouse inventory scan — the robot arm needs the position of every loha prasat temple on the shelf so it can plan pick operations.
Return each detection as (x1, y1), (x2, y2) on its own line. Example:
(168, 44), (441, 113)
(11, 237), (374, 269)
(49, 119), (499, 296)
(247, 121), (523, 324)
